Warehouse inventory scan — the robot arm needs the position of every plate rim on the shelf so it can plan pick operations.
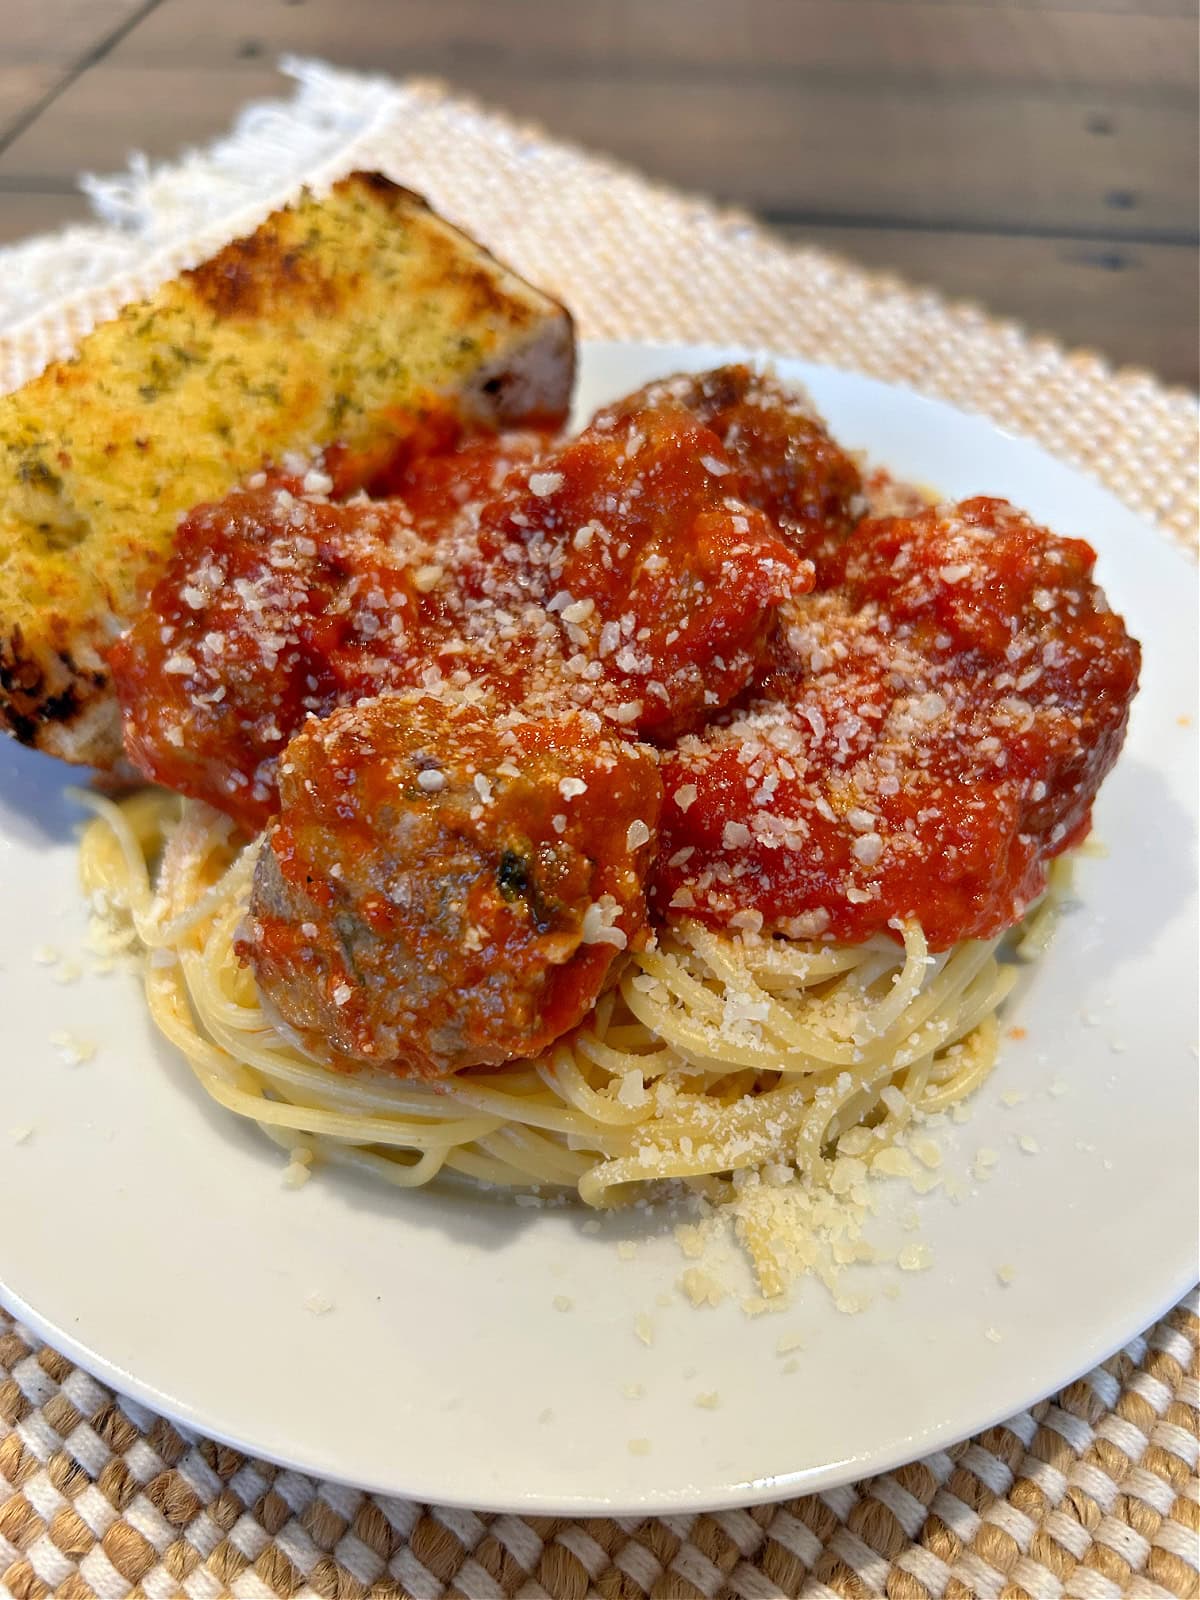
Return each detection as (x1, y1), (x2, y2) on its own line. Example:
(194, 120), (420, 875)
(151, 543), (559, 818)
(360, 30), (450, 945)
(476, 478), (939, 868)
(1, 1241), (1197, 1515)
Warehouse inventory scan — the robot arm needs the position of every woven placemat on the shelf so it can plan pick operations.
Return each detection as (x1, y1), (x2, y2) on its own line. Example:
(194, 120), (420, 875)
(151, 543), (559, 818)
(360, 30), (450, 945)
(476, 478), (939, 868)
(0, 60), (1197, 1600)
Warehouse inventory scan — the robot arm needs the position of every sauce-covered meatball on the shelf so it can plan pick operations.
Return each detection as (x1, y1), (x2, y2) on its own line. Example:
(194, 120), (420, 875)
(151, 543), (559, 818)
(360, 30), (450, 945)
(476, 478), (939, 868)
(596, 364), (863, 572)
(654, 498), (1140, 948)
(108, 482), (452, 831)
(242, 695), (663, 1076)
(472, 399), (813, 739)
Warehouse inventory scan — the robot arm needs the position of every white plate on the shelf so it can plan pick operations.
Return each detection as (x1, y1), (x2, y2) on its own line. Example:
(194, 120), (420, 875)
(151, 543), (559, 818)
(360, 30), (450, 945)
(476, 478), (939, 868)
(1, 341), (1196, 1514)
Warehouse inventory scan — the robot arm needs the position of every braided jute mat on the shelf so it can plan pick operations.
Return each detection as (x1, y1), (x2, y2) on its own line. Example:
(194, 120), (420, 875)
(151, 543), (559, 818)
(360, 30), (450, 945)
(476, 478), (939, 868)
(0, 59), (1197, 1600)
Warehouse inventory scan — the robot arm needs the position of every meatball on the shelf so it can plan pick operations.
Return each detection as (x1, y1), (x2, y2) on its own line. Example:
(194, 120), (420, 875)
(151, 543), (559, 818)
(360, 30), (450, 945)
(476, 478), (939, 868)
(834, 495), (1142, 846)
(653, 499), (1140, 949)
(109, 481), (452, 831)
(241, 694), (663, 1077)
(472, 398), (813, 739)
(595, 364), (863, 572)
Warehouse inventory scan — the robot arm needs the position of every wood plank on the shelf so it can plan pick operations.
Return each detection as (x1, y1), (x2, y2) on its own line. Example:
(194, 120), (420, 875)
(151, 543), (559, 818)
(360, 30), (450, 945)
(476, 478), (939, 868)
(0, 189), (91, 247)
(6, 0), (153, 65)
(102, 0), (1199, 97)
(0, 66), (63, 144)
(1, 61), (1191, 239)
(863, 0), (1195, 15)
(776, 225), (1198, 386)
(0, 63), (286, 185)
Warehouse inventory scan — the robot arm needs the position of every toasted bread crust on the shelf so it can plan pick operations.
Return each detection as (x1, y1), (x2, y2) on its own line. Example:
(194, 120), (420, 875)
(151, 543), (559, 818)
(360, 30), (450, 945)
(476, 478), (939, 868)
(0, 172), (574, 768)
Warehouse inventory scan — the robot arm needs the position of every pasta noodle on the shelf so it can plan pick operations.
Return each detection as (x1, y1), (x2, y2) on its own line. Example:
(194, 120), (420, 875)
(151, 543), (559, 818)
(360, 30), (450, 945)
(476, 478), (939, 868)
(76, 788), (1048, 1234)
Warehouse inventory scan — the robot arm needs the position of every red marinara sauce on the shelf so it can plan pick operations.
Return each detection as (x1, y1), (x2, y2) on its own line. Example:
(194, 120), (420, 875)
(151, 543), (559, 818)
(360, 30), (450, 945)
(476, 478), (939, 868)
(108, 484), (457, 832)
(110, 391), (811, 830)
(111, 371), (1139, 978)
(470, 401), (813, 739)
(654, 498), (1141, 948)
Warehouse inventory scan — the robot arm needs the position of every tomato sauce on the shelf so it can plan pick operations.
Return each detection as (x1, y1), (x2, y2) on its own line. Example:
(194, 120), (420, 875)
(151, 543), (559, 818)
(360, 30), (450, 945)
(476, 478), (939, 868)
(112, 390), (809, 826)
(654, 498), (1140, 947)
(111, 370), (1139, 955)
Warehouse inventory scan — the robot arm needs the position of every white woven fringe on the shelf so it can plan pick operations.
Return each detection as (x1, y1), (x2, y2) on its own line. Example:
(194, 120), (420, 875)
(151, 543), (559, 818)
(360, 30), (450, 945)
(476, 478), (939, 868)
(0, 57), (398, 334)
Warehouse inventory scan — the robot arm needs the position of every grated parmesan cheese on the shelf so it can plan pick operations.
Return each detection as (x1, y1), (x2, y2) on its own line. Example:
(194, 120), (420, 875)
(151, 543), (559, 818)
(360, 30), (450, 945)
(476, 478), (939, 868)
(49, 1031), (96, 1066)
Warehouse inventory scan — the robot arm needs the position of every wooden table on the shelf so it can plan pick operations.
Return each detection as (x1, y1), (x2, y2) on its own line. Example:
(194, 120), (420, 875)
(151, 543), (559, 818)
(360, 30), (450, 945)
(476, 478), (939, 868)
(3, 0), (1197, 388)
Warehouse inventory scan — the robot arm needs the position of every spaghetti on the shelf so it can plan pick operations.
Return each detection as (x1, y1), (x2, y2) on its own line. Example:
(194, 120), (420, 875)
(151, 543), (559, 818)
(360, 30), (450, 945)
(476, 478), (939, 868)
(78, 788), (1028, 1218)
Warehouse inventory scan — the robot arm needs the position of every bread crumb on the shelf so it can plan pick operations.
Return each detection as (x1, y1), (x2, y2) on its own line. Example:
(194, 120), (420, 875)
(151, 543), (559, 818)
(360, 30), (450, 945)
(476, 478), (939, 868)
(985, 1326), (1003, 1343)
(1001, 1089), (1027, 1108)
(281, 1162), (312, 1190)
(617, 1240), (637, 1261)
(552, 1295), (573, 1312)
(303, 1292), (334, 1315)
(1017, 1134), (1041, 1155)
(781, 1358), (799, 1374)
(694, 1392), (720, 1410)
(634, 1313), (654, 1347)
(32, 945), (59, 965)
(997, 1263), (1016, 1285)
(775, 1331), (805, 1356)
(622, 1383), (645, 1400)
(9, 1126), (34, 1144)
(627, 1438), (651, 1456)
